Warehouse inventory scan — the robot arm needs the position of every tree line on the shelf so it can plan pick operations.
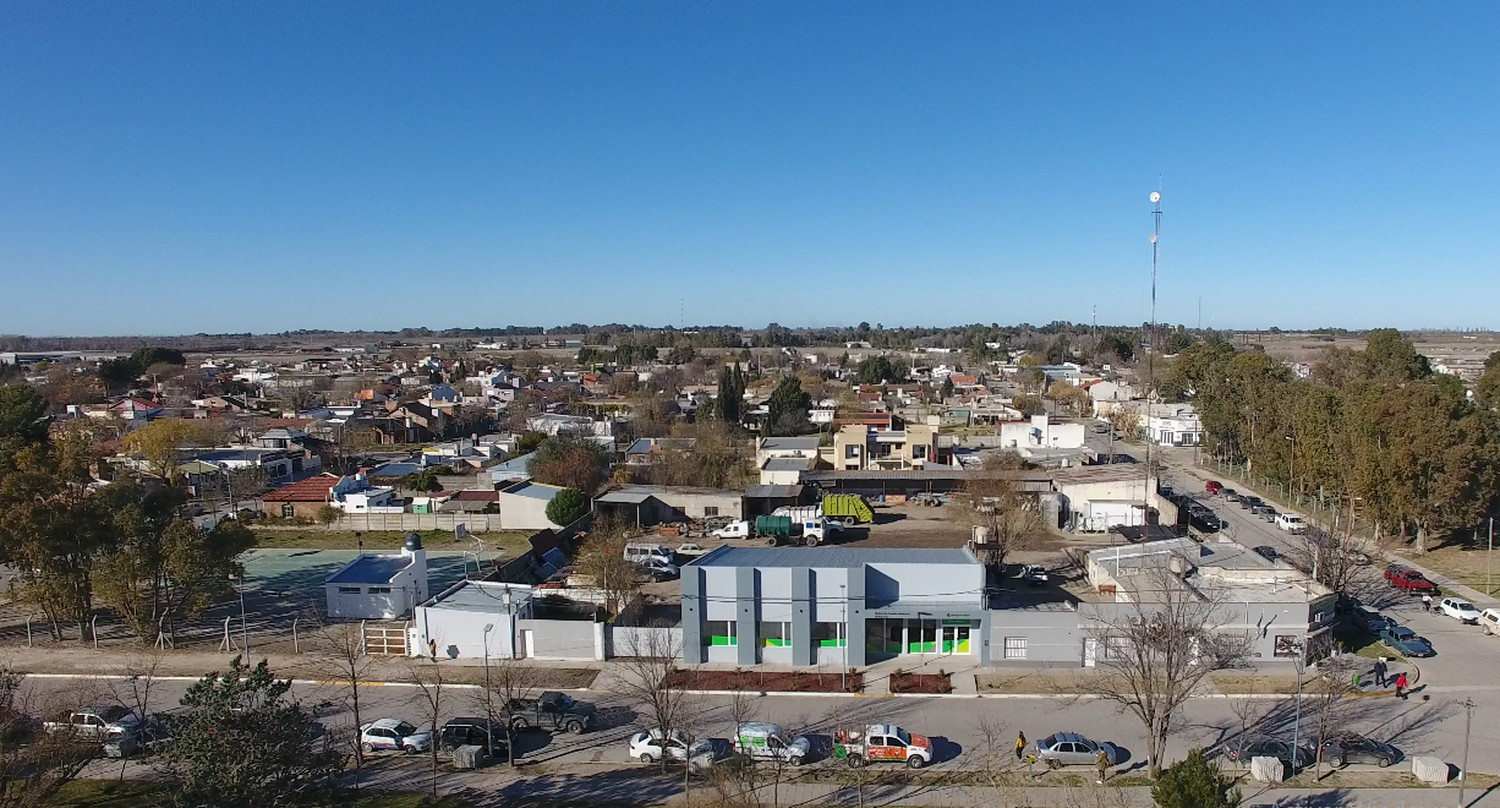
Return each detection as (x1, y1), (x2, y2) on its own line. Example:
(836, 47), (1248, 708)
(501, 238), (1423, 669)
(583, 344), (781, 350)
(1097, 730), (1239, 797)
(0, 384), (255, 644)
(1166, 329), (1500, 550)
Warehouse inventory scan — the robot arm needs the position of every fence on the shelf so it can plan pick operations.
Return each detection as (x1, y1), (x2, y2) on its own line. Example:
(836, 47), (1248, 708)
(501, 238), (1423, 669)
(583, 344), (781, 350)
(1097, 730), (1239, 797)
(331, 513), (506, 532)
(363, 622), (410, 656)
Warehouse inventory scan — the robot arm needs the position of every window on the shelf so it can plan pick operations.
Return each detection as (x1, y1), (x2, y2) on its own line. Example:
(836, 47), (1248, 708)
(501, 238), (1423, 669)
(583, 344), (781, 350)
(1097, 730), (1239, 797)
(704, 507), (719, 517)
(706, 620), (736, 646)
(1274, 635), (1300, 658)
(812, 622), (846, 648)
(280, 503), (295, 518)
(913, 444), (928, 459)
(368, 586), (392, 594)
(844, 445), (861, 459)
(337, 586), (360, 594)
(758, 621), (792, 648)
(1004, 637), (1028, 660)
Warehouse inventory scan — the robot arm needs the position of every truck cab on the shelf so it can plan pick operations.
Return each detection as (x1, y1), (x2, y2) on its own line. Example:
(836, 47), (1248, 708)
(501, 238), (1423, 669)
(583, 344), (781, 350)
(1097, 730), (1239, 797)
(833, 723), (933, 769)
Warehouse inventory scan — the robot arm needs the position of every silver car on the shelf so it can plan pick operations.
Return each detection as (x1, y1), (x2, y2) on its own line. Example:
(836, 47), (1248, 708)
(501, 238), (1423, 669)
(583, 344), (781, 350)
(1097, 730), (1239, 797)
(1034, 732), (1118, 768)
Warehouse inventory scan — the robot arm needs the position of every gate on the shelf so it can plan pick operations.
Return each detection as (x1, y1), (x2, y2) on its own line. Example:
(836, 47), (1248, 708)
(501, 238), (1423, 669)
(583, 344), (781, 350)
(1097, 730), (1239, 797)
(363, 622), (409, 656)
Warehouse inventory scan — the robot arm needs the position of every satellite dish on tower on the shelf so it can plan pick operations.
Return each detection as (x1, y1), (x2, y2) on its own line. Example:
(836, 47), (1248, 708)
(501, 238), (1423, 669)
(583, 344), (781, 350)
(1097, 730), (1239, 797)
(1150, 191), (1161, 203)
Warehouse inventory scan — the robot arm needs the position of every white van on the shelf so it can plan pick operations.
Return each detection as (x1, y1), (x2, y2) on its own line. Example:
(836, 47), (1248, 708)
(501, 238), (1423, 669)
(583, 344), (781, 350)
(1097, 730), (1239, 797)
(1275, 513), (1307, 533)
(623, 543), (674, 565)
(1479, 608), (1500, 635)
(733, 722), (810, 764)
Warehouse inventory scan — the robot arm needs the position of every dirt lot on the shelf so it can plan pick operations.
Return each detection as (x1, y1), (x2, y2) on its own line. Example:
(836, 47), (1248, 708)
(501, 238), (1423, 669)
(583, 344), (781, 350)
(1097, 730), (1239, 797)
(666, 669), (860, 693)
(1249, 330), (1500, 370)
(251, 528), (533, 556)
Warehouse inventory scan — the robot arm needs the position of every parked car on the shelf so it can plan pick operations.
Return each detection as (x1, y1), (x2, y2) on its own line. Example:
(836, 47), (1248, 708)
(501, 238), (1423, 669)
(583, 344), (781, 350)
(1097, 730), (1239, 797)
(359, 718), (431, 754)
(1439, 598), (1481, 624)
(629, 728), (713, 765)
(506, 692), (596, 734)
(1479, 608), (1500, 635)
(640, 558), (680, 582)
(1254, 504), (1279, 521)
(1225, 737), (1313, 770)
(832, 723), (933, 769)
(1252, 546), (1280, 563)
(1275, 513), (1308, 533)
(1189, 509), (1223, 532)
(1157, 485), (1177, 500)
(733, 722), (810, 764)
(1319, 733), (1399, 768)
(1240, 495), (1262, 510)
(1033, 732), (1118, 768)
(1384, 565), (1437, 593)
(1378, 625), (1435, 657)
(624, 543), (675, 566)
(102, 719), (174, 759)
(1223, 489), (1241, 502)
(1352, 606), (1395, 634)
(439, 717), (508, 760)
(675, 543), (711, 558)
(43, 707), (141, 740)
(1205, 480), (1223, 495)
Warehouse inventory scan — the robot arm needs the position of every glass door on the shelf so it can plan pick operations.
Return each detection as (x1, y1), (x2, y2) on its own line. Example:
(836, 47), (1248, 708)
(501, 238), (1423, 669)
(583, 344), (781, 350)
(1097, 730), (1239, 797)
(941, 624), (971, 655)
(907, 619), (938, 654)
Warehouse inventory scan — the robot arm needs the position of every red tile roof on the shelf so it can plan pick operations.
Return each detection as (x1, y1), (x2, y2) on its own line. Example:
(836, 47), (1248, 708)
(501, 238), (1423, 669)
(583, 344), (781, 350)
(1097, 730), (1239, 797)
(262, 475), (339, 502)
(452, 490), (500, 502)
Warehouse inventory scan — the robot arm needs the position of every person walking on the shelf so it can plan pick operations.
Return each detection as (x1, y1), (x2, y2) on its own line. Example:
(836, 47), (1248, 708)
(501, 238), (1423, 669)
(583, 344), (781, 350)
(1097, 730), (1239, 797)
(1394, 672), (1409, 699)
(1422, 593), (1433, 613)
(1015, 731), (1027, 761)
(428, 638), (438, 663)
(1373, 658), (1388, 688)
(1096, 748), (1110, 784)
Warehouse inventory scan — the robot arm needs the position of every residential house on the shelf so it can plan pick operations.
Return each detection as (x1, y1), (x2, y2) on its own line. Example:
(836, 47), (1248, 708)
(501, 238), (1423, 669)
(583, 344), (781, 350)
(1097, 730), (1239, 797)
(113, 398), (163, 422)
(262, 473), (341, 519)
(754, 436), (820, 467)
(831, 423), (937, 471)
(497, 480), (568, 530)
(624, 437), (697, 466)
(1050, 465), (1149, 532)
(329, 474), (401, 513)
(1147, 404), (1204, 447)
(594, 485), (743, 527)
(998, 415), (1087, 452)
(324, 534), (430, 619)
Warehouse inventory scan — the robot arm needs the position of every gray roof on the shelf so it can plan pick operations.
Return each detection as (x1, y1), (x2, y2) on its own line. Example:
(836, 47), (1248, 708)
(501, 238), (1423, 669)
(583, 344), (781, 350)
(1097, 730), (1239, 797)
(745, 484), (804, 498)
(692, 546), (978, 569)
(596, 489), (657, 505)
(425, 580), (532, 612)
(326, 555), (412, 584)
(759, 437), (819, 452)
(502, 481), (563, 501)
(761, 457), (814, 472)
(625, 438), (656, 455)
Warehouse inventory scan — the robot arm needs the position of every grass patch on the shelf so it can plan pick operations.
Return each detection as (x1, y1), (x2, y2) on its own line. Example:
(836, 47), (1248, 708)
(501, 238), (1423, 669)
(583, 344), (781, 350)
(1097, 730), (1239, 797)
(50, 782), (481, 808)
(251, 529), (532, 556)
(1333, 625), (1405, 662)
(1210, 672), (1353, 696)
(1281, 769), (1500, 790)
(1392, 542), (1500, 598)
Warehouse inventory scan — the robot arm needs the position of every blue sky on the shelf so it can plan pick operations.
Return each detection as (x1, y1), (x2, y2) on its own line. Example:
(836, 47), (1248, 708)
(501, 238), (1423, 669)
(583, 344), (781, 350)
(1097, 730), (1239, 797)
(2, 3), (1497, 336)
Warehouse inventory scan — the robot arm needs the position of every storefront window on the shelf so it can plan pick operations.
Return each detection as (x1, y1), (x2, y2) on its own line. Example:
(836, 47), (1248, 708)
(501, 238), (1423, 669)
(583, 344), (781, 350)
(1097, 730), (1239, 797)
(812, 622), (846, 647)
(706, 621), (736, 646)
(758, 621), (791, 648)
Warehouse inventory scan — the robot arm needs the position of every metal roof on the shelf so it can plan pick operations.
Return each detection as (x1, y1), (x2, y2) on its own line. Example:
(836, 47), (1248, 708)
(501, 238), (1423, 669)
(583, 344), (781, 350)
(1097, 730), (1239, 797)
(761, 457), (815, 471)
(745, 484), (804, 498)
(595, 490), (657, 504)
(801, 469), (1053, 483)
(692, 546), (978, 569)
(759, 437), (819, 452)
(425, 580), (534, 612)
(501, 481), (564, 501)
(326, 555), (412, 584)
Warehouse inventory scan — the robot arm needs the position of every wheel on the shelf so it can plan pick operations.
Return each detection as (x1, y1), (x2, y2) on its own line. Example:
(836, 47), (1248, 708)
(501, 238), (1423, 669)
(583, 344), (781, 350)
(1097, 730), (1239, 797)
(843, 517), (856, 527)
(1378, 757), (1393, 768)
(766, 537), (778, 546)
(512, 718), (530, 732)
(1047, 758), (1062, 770)
(906, 755), (925, 769)
(790, 755), (804, 766)
(361, 742), (375, 755)
(1335, 756), (1347, 768)
(804, 536), (818, 547)
(1486, 625), (1493, 636)
(639, 752), (655, 765)
(403, 744), (419, 755)
(846, 754), (864, 769)
(567, 721), (585, 735)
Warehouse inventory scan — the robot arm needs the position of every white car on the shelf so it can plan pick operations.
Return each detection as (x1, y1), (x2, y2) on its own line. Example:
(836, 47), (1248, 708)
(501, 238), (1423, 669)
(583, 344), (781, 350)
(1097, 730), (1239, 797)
(1439, 597), (1482, 625)
(628, 728), (713, 765)
(1275, 513), (1307, 533)
(360, 718), (431, 754)
(676, 543), (711, 557)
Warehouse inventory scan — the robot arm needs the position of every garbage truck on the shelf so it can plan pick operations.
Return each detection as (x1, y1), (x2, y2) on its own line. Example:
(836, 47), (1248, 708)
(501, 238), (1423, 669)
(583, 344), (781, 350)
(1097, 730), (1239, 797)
(712, 515), (825, 546)
(821, 494), (874, 526)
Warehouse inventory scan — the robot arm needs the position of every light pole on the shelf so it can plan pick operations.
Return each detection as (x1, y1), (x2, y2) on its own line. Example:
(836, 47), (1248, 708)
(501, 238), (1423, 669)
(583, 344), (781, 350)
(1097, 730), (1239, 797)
(1487, 518), (1494, 596)
(1459, 697), (1474, 807)
(483, 623), (495, 754)
(1291, 637), (1306, 776)
(839, 583), (848, 691)
(230, 573), (249, 654)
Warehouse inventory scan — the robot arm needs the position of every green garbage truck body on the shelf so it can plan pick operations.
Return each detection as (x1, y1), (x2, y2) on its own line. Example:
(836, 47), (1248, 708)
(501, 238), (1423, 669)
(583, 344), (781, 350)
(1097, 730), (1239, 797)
(822, 494), (874, 525)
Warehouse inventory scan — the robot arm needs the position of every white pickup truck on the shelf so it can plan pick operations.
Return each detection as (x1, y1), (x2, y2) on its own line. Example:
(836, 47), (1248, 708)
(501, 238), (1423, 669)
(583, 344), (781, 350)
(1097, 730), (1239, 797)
(43, 706), (141, 740)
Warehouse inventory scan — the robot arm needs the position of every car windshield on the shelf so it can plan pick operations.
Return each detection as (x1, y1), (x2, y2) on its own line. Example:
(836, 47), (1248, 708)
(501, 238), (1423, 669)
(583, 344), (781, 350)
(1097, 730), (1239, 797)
(554, 695), (574, 708)
(394, 722), (417, 736)
(896, 728), (911, 745)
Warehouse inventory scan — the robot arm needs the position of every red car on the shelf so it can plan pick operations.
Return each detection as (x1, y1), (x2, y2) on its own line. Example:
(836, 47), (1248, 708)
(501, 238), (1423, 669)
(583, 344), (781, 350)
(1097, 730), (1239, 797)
(1384, 566), (1436, 593)
(1205, 480), (1223, 495)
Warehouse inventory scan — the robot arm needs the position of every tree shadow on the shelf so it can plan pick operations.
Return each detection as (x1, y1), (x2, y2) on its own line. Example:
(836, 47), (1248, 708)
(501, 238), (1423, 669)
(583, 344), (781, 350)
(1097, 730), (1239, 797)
(1257, 788), (1356, 808)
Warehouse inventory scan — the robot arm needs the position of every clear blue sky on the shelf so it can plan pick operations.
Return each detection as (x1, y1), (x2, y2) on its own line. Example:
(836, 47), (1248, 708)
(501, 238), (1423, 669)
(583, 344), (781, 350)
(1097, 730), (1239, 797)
(3, 3), (1498, 336)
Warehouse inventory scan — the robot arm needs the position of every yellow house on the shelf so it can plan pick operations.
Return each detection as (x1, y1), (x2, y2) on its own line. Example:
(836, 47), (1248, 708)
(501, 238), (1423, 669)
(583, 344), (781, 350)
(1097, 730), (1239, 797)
(832, 423), (937, 471)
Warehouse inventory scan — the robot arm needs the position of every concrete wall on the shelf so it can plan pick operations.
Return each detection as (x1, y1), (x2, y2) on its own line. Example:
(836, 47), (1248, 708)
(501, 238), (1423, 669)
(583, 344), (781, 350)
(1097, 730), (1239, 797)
(658, 491), (743, 521)
(865, 561), (985, 607)
(498, 492), (560, 531)
(516, 618), (603, 660)
(321, 513), (507, 532)
(988, 608), (1085, 666)
(413, 606), (518, 659)
(610, 625), (683, 658)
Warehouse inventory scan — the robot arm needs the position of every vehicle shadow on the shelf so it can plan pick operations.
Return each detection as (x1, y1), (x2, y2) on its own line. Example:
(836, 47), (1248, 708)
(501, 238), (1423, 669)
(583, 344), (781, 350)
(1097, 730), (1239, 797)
(928, 736), (962, 766)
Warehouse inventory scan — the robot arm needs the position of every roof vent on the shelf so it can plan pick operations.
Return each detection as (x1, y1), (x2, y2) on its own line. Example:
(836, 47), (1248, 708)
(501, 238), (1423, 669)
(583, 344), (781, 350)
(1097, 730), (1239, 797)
(404, 533), (423, 552)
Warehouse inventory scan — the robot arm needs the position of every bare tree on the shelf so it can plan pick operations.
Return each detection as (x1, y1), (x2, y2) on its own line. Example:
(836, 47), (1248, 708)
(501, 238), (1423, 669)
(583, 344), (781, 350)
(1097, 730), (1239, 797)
(616, 628), (695, 775)
(573, 523), (643, 616)
(0, 669), (96, 807)
(1285, 526), (1375, 598)
(107, 650), (167, 780)
(1306, 638), (1358, 779)
(313, 622), (376, 788)
(962, 453), (1044, 572)
(405, 660), (448, 797)
(1088, 569), (1251, 778)
(477, 653), (537, 767)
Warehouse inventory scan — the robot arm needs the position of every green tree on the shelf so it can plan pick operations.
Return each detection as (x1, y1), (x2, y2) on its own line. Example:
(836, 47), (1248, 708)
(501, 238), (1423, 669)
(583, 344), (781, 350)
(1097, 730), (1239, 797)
(529, 433), (612, 493)
(1151, 748), (1240, 808)
(765, 376), (812, 436)
(545, 487), (589, 526)
(0, 384), (50, 458)
(408, 469), (443, 493)
(163, 656), (343, 808)
(1476, 351), (1500, 409)
(853, 356), (904, 385)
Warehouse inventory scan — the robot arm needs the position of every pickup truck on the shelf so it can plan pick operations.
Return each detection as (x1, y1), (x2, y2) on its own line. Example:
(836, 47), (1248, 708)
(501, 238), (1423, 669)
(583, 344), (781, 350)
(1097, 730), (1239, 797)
(1385, 565), (1437, 594)
(43, 706), (140, 740)
(713, 515), (826, 547)
(505, 691), (596, 734)
(832, 723), (933, 769)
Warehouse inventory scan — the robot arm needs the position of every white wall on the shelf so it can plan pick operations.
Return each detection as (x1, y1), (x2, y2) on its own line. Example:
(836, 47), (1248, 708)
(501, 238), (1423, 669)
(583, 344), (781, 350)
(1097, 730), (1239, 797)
(414, 606), (519, 660)
(498, 493), (560, 530)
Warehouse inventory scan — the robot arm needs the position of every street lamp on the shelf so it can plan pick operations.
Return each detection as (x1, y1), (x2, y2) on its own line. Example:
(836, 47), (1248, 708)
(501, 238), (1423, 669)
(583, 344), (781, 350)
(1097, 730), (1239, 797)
(1285, 434), (1297, 505)
(1290, 637), (1306, 776)
(483, 623), (495, 754)
(839, 583), (848, 691)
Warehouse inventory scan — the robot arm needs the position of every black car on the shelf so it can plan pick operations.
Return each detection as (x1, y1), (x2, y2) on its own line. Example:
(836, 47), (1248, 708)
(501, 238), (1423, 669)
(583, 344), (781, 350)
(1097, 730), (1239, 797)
(1226, 737), (1313, 770)
(1240, 495), (1262, 510)
(1252, 546), (1279, 562)
(439, 717), (509, 760)
(1158, 485), (1177, 500)
(1319, 733), (1399, 768)
(1224, 489), (1241, 502)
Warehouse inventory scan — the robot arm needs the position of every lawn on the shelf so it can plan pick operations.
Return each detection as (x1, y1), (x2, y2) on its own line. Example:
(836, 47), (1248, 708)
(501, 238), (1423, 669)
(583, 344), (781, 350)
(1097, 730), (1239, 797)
(1393, 539), (1500, 598)
(50, 781), (482, 808)
(976, 670), (1119, 695)
(251, 528), (533, 556)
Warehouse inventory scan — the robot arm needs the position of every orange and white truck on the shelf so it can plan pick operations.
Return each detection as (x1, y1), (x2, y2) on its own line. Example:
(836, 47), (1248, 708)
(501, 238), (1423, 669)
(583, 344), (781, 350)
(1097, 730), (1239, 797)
(832, 724), (934, 769)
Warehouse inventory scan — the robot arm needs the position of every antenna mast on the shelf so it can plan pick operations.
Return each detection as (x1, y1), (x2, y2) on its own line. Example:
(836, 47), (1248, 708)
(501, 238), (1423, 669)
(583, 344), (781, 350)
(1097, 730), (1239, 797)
(1145, 190), (1162, 521)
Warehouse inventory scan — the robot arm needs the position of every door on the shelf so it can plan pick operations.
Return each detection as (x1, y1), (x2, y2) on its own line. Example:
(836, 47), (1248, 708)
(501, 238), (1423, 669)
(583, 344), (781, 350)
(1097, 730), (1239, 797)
(941, 624), (971, 654)
(1083, 638), (1098, 668)
(521, 629), (535, 658)
(908, 619), (938, 654)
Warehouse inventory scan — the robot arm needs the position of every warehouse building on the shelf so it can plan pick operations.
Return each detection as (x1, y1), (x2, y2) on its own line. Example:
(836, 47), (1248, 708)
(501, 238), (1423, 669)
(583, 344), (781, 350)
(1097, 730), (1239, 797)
(681, 547), (989, 668)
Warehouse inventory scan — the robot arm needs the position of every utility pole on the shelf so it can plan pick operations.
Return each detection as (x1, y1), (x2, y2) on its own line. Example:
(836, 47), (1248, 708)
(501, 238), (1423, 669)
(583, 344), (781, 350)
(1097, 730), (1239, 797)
(1459, 697), (1474, 807)
(1488, 518), (1494, 596)
(1144, 190), (1162, 517)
